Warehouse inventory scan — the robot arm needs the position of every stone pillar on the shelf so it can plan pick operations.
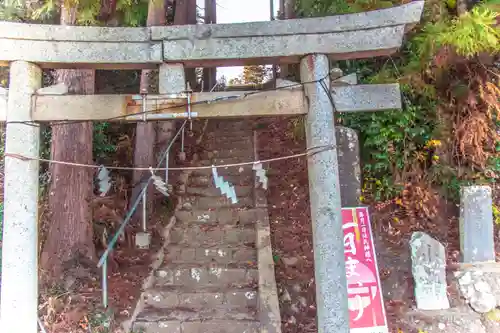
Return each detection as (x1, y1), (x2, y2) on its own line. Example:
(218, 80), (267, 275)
(157, 63), (186, 164)
(336, 126), (361, 207)
(159, 63), (186, 94)
(459, 185), (494, 263)
(0, 61), (42, 333)
(157, 63), (185, 170)
(300, 54), (349, 333)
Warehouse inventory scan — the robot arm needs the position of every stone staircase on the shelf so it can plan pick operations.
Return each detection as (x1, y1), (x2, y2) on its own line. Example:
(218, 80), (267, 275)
(131, 120), (280, 333)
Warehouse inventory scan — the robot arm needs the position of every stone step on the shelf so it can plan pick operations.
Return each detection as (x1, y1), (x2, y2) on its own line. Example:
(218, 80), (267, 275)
(136, 306), (257, 322)
(143, 288), (258, 310)
(203, 141), (253, 152)
(209, 121), (253, 131)
(133, 319), (259, 333)
(188, 174), (253, 187)
(204, 136), (253, 146)
(191, 164), (253, 177)
(169, 225), (256, 247)
(165, 246), (257, 265)
(201, 148), (254, 160)
(154, 266), (258, 289)
(186, 185), (253, 198)
(198, 158), (251, 166)
(188, 196), (253, 209)
(175, 208), (261, 225)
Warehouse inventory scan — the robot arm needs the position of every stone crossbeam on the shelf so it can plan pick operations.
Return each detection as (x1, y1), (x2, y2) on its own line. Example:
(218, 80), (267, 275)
(0, 84), (402, 122)
(0, 2), (424, 69)
(333, 83), (401, 112)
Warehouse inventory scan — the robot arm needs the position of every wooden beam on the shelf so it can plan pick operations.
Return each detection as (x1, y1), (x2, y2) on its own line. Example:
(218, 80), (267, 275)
(0, 83), (403, 122)
(30, 89), (307, 121)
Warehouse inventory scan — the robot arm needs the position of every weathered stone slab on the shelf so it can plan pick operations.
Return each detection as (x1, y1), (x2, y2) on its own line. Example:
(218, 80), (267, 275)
(277, 79), (402, 113)
(133, 320), (182, 333)
(0, 39), (162, 68)
(456, 269), (498, 313)
(0, 83), (402, 122)
(0, 2), (423, 68)
(455, 264), (500, 314)
(0, 22), (150, 41)
(332, 83), (402, 112)
(28, 89), (306, 122)
(402, 308), (489, 333)
(151, 1), (424, 39)
(181, 320), (259, 333)
(410, 232), (450, 310)
(460, 186), (494, 263)
(162, 26), (405, 67)
(336, 126), (361, 207)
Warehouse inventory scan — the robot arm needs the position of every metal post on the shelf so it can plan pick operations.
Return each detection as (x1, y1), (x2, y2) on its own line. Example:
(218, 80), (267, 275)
(165, 151), (169, 185)
(300, 54), (349, 333)
(141, 190), (147, 232)
(0, 61), (42, 333)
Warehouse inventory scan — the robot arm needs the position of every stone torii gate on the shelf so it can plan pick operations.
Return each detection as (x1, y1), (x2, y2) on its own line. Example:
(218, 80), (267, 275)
(0, 2), (423, 332)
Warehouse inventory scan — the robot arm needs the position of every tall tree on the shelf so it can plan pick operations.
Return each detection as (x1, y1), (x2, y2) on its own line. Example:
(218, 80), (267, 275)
(279, 0), (298, 80)
(229, 65), (270, 85)
(130, 0), (167, 226)
(174, 0), (197, 89)
(41, 2), (96, 281)
(202, 0), (217, 91)
(242, 65), (270, 85)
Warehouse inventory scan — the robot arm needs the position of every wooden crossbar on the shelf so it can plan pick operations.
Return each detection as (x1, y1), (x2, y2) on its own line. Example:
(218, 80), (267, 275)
(0, 84), (401, 122)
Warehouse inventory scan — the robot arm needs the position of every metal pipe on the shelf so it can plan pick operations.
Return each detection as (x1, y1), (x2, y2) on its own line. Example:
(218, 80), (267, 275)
(142, 189), (147, 232)
(181, 126), (185, 152)
(97, 120), (188, 269)
(97, 177), (152, 268)
(187, 85), (193, 130)
(102, 259), (108, 308)
(141, 93), (147, 122)
(165, 151), (169, 185)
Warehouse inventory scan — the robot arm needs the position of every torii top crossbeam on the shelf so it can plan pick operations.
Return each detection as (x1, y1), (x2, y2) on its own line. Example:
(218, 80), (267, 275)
(0, 2), (424, 69)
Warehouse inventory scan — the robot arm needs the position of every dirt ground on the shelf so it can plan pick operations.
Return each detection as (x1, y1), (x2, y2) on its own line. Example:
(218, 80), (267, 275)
(256, 117), (500, 333)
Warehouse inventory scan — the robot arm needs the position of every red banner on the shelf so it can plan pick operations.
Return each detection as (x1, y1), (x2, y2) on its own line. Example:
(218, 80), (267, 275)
(342, 207), (388, 333)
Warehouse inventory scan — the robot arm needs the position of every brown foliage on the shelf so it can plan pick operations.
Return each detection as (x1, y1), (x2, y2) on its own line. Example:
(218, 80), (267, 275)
(401, 181), (439, 222)
(452, 68), (500, 170)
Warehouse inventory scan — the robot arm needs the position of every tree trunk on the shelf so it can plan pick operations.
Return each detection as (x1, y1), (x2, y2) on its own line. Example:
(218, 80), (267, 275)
(202, 0), (217, 91)
(40, 3), (96, 281)
(279, 0), (298, 80)
(130, 0), (167, 225)
(174, 0), (198, 89)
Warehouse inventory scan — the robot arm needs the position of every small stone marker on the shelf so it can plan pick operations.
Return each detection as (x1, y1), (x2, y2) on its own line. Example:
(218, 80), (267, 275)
(135, 232), (151, 249)
(460, 185), (494, 263)
(410, 231), (450, 310)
